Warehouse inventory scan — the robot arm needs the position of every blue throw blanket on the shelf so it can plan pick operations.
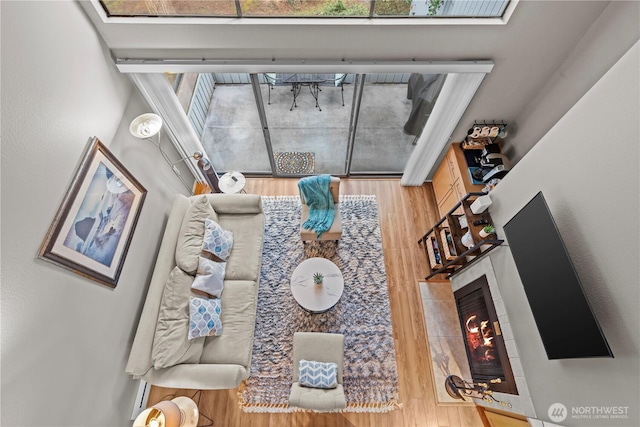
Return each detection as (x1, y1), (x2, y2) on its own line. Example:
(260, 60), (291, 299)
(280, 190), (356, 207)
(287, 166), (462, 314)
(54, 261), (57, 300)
(298, 175), (334, 238)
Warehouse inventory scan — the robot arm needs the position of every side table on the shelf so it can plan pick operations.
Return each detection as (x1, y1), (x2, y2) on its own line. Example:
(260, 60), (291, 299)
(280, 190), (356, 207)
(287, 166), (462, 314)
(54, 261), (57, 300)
(219, 171), (246, 194)
(290, 257), (344, 313)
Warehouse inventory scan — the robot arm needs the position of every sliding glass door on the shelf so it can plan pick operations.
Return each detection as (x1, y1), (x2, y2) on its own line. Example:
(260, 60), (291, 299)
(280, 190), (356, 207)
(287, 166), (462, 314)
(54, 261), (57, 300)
(198, 74), (271, 174)
(263, 74), (351, 176)
(167, 72), (445, 177)
(351, 73), (446, 173)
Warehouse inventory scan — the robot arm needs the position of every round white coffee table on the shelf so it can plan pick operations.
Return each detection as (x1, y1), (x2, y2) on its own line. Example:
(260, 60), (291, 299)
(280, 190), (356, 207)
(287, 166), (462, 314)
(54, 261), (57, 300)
(219, 171), (246, 194)
(290, 257), (344, 313)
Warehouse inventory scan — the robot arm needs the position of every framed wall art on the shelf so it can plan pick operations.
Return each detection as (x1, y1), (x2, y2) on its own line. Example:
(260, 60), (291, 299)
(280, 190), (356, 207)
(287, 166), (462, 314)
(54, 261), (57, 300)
(37, 137), (147, 288)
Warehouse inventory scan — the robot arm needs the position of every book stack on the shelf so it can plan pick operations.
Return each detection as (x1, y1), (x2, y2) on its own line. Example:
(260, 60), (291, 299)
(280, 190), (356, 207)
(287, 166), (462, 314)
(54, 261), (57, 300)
(426, 236), (442, 268)
(439, 228), (457, 261)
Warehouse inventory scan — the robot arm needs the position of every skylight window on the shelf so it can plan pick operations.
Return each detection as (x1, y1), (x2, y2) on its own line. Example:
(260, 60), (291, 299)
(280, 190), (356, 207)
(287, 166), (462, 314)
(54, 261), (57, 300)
(100, 0), (510, 18)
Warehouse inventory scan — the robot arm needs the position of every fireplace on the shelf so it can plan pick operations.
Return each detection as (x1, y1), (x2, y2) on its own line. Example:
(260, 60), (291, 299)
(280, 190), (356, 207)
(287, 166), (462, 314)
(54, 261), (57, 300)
(454, 275), (518, 395)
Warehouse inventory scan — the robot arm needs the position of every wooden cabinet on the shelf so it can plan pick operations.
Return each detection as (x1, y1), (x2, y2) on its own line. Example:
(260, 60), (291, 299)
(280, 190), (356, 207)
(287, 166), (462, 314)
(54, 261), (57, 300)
(477, 406), (530, 427)
(418, 193), (504, 279)
(432, 143), (483, 217)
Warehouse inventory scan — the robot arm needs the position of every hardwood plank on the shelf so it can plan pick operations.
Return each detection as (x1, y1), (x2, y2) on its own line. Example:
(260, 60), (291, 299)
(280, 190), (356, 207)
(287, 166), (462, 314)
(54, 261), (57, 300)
(459, 405), (486, 427)
(436, 405), (453, 426)
(146, 178), (482, 427)
(447, 405), (462, 427)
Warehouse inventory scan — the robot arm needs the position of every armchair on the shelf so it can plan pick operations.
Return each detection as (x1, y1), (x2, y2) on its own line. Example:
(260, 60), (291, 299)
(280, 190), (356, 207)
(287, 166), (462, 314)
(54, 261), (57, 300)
(299, 176), (342, 243)
(334, 73), (347, 106)
(288, 332), (347, 412)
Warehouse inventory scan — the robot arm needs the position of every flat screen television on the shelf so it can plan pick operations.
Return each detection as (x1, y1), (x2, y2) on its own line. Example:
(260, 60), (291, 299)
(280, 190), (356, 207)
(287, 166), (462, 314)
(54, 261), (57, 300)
(503, 191), (613, 359)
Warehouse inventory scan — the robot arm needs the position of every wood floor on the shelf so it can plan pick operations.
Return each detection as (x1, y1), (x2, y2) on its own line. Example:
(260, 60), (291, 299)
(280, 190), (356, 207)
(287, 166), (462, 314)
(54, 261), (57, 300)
(148, 178), (484, 427)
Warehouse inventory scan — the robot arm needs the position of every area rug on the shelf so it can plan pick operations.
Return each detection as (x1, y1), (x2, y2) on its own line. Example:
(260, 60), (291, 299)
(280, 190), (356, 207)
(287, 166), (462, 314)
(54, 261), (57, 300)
(238, 195), (399, 413)
(274, 151), (315, 174)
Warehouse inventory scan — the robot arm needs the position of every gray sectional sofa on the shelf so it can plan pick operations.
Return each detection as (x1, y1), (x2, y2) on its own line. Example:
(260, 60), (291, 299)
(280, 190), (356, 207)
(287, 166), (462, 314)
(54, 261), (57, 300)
(125, 193), (264, 389)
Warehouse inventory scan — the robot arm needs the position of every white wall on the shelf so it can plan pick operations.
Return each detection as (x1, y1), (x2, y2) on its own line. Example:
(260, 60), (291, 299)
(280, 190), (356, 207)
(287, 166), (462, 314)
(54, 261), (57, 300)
(1, 1), (189, 426)
(502, 0), (640, 164)
(486, 41), (639, 425)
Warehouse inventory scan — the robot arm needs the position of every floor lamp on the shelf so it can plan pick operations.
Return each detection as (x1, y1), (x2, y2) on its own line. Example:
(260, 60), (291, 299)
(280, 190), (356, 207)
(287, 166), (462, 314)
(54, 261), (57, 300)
(129, 113), (198, 194)
(132, 396), (199, 427)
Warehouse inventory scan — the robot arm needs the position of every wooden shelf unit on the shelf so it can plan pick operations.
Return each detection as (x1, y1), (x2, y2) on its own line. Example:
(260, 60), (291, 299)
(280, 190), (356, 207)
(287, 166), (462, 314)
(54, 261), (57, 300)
(418, 192), (504, 280)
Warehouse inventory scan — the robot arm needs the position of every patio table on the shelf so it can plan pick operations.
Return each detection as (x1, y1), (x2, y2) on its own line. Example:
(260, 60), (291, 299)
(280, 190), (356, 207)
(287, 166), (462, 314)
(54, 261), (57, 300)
(278, 73), (333, 111)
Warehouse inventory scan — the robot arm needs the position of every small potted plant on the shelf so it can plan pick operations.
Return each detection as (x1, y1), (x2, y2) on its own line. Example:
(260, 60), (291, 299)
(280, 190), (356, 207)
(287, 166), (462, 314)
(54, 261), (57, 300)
(313, 272), (324, 286)
(479, 225), (495, 238)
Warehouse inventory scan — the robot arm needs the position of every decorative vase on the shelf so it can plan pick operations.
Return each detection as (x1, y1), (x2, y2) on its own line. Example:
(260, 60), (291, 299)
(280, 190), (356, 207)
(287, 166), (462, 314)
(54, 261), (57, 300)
(461, 231), (474, 249)
(313, 272), (324, 286)
(479, 226), (495, 238)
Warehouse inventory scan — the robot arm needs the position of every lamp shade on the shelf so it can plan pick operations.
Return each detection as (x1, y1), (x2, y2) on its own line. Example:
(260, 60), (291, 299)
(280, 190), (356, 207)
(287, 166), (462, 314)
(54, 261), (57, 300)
(130, 113), (163, 139)
(133, 397), (198, 427)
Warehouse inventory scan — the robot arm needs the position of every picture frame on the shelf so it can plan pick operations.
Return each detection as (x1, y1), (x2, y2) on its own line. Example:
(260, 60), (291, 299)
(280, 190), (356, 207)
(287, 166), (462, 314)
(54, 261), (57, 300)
(37, 137), (147, 288)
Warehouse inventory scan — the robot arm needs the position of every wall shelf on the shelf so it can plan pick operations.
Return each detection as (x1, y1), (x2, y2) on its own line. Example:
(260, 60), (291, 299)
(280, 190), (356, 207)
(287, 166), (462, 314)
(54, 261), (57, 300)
(461, 121), (507, 150)
(418, 192), (504, 280)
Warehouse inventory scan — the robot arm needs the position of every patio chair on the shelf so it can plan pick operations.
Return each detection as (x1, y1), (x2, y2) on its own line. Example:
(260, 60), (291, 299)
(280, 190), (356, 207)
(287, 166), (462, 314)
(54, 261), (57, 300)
(334, 74), (347, 106)
(263, 73), (278, 105)
(288, 332), (347, 412)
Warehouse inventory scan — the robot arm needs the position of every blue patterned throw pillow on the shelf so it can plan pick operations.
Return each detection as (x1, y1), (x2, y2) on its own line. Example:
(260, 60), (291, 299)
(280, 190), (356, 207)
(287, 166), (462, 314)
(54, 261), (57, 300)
(298, 359), (338, 389)
(188, 297), (222, 339)
(202, 219), (233, 261)
(191, 256), (226, 298)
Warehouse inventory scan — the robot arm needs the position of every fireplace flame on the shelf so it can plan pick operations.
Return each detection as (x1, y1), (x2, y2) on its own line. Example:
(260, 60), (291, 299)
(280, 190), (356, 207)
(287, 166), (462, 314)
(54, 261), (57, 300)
(481, 320), (494, 346)
(465, 314), (497, 362)
(466, 315), (479, 333)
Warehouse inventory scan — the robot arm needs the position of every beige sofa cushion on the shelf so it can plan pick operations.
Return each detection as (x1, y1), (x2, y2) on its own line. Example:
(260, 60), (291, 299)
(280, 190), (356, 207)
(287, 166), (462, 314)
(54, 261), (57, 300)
(200, 280), (258, 367)
(217, 214), (264, 282)
(176, 196), (218, 274)
(206, 194), (263, 214)
(289, 383), (346, 411)
(152, 267), (205, 369)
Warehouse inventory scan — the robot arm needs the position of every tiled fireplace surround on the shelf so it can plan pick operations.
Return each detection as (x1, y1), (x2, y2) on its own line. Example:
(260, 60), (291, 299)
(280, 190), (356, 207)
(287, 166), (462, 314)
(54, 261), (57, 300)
(445, 257), (536, 417)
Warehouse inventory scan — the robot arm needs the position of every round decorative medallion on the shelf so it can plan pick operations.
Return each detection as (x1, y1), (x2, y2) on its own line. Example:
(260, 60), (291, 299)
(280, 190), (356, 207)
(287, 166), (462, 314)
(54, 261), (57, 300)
(274, 151), (315, 174)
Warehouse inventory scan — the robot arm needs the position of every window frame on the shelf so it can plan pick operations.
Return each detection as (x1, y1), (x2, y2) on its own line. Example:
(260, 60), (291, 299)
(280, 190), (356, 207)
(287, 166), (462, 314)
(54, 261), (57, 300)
(89, 0), (519, 25)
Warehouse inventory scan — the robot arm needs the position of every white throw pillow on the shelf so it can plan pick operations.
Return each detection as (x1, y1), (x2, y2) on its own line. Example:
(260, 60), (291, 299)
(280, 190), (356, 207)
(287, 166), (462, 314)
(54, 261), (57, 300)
(191, 256), (226, 298)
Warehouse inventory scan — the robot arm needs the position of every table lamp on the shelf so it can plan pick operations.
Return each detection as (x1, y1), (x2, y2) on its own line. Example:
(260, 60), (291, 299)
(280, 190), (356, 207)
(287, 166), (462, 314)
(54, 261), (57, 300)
(129, 113), (197, 193)
(133, 396), (198, 427)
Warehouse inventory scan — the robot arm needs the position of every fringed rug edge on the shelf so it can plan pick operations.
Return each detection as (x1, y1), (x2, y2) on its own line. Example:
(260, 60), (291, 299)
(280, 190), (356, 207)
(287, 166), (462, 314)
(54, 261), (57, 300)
(238, 382), (402, 414)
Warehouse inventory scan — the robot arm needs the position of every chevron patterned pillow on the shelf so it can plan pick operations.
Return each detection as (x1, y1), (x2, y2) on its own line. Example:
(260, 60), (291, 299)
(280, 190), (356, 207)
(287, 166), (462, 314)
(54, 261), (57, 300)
(298, 359), (338, 389)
